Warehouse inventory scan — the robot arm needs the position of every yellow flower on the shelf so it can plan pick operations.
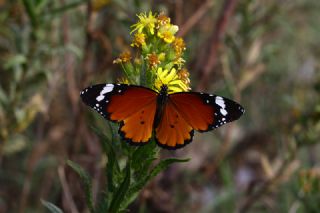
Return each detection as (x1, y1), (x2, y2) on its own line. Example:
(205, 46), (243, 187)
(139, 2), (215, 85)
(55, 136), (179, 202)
(158, 52), (166, 61)
(157, 13), (171, 26)
(113, 51), (132, 64)
(299, 168), (320, 194)
(154, 67), (189, 93)
(178, 68), (191, 86)
(173, 37), (186, 56)
(117, 77), (130, 84)
(134, 57), (142, 65)
(131, 32), (146, 47)
(174, 57), (186, 68)
(157, 24), (179, 43)
(147, 53), (161, 68)
(131, 12), (157, 35)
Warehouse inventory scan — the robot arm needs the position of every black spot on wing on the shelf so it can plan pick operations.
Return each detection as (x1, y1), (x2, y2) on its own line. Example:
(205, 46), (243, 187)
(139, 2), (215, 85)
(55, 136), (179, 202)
(118, 121), (151, 146)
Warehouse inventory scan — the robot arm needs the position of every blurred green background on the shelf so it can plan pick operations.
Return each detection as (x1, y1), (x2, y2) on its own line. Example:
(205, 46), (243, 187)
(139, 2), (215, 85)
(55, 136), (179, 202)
(0, 0), (320, 212)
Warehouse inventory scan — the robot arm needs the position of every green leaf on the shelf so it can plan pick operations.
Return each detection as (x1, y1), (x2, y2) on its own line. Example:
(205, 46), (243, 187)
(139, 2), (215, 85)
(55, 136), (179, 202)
(2, 134), (27, 156)
(0, 85), (8, 105)
(95, 195), (109, 213)
(91, 126), (120, 192)
(34, 0), (50, 13)
(44, 0), (89, 17)
(67, 160), (95, 213)
(22, 0), (38, 27)
(139, 55), (147, 86)
(24, 71), (48, 88)
(131, 140), (158, 171)
(121, 158), (189, 209)
(3, 54), (27, 70)
(150, 158), (189, 179)
(41, 199), (63, 213)
(109, 163), (131, 213)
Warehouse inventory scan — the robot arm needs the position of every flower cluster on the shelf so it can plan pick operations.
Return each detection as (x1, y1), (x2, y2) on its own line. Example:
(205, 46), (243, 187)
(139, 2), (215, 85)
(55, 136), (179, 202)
(299, 168), (320, 195)
(113, 11), (190, 93)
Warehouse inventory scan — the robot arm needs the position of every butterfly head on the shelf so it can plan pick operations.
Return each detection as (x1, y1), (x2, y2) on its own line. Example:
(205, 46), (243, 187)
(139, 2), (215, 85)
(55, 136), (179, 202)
(159, 84), (169, 96)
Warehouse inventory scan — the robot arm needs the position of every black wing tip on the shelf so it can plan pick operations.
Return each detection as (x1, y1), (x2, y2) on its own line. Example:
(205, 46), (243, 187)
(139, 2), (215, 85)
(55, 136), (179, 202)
(198, 102), (245, 133)
(79, 85), (101, 107)
(80, 84), (117, 119)
(230, 103), (245, 120)
(155, 130), (194, 150)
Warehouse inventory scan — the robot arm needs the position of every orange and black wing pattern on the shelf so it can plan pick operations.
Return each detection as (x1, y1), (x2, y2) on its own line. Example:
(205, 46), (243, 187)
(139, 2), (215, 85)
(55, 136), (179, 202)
(154, 92), (244, 149)
(80, 84), (157, 145)
(155, 99), (194, 149)
(169, 92), (244, 132)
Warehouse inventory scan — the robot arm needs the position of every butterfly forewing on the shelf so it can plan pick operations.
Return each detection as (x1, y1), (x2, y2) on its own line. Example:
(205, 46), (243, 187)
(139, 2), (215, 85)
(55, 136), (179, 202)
(80, 84), (158, 144)
(169, 92), (245, 132)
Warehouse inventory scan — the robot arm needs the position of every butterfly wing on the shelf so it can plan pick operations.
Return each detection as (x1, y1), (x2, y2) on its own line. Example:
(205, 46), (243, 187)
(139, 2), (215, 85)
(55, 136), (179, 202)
(155, 99), (194, 149)
(169, 92), (245, 132)
(80, 84), (158, 144)
(155, 92), (244, 149)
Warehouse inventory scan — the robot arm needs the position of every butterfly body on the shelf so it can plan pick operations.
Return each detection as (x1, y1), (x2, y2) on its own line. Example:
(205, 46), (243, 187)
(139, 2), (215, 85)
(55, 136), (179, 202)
(80, 83), (244, 149)
(154, 85), (170, 128)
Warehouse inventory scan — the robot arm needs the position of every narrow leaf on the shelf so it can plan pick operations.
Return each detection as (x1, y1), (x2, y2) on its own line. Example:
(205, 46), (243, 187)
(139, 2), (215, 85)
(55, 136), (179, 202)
(3, 54), (27, 70)
(95, 195), (109, 213)
(22, 0), (38, 27)
(44, 0), (88, 17)
(0, 85), (8, 105)
(67, 160), (95, 213)
(41, 199), (63, 213)
(131, 141), (158, 171)
(109, 163), (131, 213)
(91, 126), (120, 192)
(122, 158), (189, 209)
(149, 158), (189, 180)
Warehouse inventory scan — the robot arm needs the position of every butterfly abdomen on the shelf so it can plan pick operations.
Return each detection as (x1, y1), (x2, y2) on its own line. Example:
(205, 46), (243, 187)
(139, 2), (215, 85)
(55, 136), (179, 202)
(154, 85), (169, 128)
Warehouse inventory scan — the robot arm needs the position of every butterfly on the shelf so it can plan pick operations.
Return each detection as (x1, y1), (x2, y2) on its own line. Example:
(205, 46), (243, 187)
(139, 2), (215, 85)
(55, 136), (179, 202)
(80, 83), (244, 149)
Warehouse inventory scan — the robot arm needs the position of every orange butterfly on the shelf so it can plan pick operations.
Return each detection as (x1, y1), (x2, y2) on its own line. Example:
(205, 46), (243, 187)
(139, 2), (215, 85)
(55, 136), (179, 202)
(80, 84), (244, 149)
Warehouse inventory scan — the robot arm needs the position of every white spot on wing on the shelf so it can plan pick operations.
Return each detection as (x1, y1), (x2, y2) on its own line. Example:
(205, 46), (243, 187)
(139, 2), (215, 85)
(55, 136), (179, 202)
(215, 96), (228, 116)
(96, 84), (114, 102)
(101, 84), (114, 94)
(96, 95), (104, 102)
(220, 108), (228, 116)
(215, 96), (225, 108)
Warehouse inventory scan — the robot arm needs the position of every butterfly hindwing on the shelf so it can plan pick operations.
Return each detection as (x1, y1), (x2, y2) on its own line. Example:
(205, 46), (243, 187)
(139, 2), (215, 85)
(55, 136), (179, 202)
(169, 92), (245, 132)
(155, 99), (194, 149)
(80, 84), (158, 144)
